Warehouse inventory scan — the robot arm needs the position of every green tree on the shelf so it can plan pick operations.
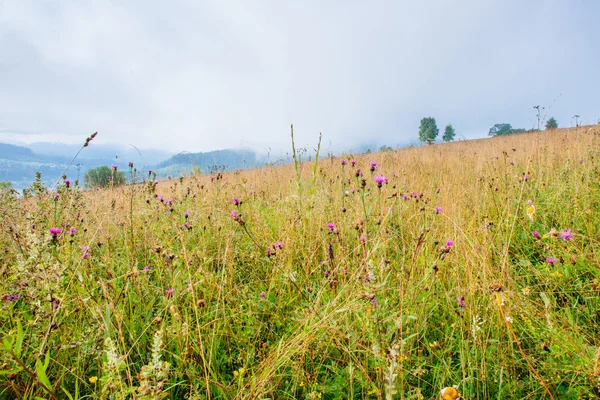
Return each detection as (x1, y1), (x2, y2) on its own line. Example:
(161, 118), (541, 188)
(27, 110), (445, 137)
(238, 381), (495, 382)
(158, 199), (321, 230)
(418, 117), (439, 144)
(442, 124), (456, 142)
(545, 117), (558, 130)
(488, 123), (513, 136)
(0, 181), (12, 190)
(84, 166), (125, 188)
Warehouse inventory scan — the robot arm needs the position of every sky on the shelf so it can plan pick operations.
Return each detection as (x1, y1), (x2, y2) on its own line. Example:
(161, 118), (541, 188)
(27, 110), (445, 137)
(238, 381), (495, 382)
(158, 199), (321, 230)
(1, 0), (599, 155)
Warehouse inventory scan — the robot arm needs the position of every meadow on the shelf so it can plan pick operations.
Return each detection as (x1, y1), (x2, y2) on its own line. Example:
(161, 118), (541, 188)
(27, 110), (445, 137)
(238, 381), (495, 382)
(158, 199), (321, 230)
(1, 126), (600, 399)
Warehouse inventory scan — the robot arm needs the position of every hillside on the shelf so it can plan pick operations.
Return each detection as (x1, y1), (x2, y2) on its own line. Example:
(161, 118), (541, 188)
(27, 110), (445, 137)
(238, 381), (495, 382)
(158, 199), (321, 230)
(1, 125), (600, 399)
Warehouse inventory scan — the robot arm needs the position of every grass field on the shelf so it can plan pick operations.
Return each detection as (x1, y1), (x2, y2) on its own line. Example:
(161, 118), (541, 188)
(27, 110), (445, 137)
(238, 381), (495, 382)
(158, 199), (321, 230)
(2, 126), (600, 399)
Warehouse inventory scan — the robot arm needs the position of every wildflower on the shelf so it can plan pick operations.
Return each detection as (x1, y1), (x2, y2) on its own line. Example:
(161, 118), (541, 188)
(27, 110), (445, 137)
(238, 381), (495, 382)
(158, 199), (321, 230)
(260, 292), (265, 298)
(359, 236), (366, 243)
(546, 257), (556, 265)
(327, 223), (335, 231)
(230, 210), (238, 218)
(527, 199), (533, 204)
(128, 161), (134, 168)
(233, 197), (241, 206)
(440, 387), (460, 400)
(184, 210), (189, 218)
(355, 168), (362, 177)
(373, 175), (388, 187)
(324, 270), (330, 278)
(166, 199), (173, 206)
(446, 239), (454, 247)
(402, 195), (408, 200)
(341, 160), (347, 166)
(532, 231), (540, 239)
(54, 194), (60, 201)
(165, 288), (175, 296)
(436, 187), (441, 193)
(434, 206), (442, 214)
(143, 266), (149, 272)
(148, 169), (154, 175)
(49, 228), (62, 237)
(266, 249), (273, 257)
(457, 296), (466, 311)
(65, 180), (70, 188)
(522, 287), (531, 295)
(350, 160), (357, 166)
(273, 241), (283, 249)
(505, 316), (513, 324)
(3, 294), (19, 302)
(558, 228), (574, 241)
(69, 227), (77, 236)
(89, 376), (98, 384)
(370, 161), (377, 171)
(112, 165), (118, 170)
(526, 204), (535, 220)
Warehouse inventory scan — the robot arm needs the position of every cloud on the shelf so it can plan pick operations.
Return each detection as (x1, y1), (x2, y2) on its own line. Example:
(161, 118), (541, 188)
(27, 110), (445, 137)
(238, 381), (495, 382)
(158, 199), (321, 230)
(0, 0), (598, 153)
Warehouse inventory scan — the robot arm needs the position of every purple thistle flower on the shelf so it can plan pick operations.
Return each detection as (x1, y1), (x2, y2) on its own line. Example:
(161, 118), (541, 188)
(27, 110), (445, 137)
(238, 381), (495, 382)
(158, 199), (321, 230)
(402, 195), (408, 200)
(112, 165), (118, 170)
(327, 223), (335, 231)
(359, 236), (366, 243)
(374, 175), (388, 187)
(128, 161), (134, 168)
(143, 266), (149, 272)
(457, 296), (466, 311)
(65, 180), (70, 188)
(230, 210), (238, 218)
(165, 288), (175, 296)
(446, 239), (454, 247)
(434, 206), (442, 214)
(54, 194), (60, 201)
(350, 160), (357, 166)
(273, 241), (283, 249)
(233, 197), (241, 206)
(370, 161), (377, 171)
(533, 231), (540, 239)
(69, 227), (77, 236)
(49, 228), (62, 236)
(166, 199), (173, 206)
(558, 228), (574, 241)
(148, 169), (154, 175)
(341, 160), (347, 166)
(546, 257), (556, 265)
(324, 270), (330, 278)
(260, 291), (266, 298)
(436, 187), (441, 193)
(184, 210), (189, 218)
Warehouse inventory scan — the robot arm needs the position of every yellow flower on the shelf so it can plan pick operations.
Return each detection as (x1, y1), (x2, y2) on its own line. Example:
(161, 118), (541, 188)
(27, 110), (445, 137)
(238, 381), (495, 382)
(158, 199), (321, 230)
(526, 205), (535, 220)
(440, 386), (460, 400)
(522, 287), (531, 295)
(89, 376), (98, 384)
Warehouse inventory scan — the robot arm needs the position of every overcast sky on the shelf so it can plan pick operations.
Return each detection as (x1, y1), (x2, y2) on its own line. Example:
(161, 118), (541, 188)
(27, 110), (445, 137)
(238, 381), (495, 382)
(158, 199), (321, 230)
(1, 0), (598, 154)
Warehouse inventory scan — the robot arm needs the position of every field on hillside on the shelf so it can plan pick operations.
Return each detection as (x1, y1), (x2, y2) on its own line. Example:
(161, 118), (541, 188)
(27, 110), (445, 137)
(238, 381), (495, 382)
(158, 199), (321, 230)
(2, 126), (600, 399)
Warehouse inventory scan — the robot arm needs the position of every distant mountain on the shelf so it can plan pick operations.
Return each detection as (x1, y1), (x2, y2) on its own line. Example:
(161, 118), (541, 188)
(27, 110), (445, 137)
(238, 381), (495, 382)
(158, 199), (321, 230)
(151, 149), (261, 177)
(0, 141), (173, 191)
(28, 142), (171, 165)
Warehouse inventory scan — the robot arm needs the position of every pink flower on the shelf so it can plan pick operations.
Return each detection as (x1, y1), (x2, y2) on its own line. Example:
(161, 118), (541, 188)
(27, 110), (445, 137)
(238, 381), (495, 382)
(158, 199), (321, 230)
(327, 223), (335, 231)
(533, 231), (540, 239)
(273, 241), (283, 249)
(69, 227), (77, 236)
(233, 197), (241, 206)
(558, 228), (573, 241)
(359, 236), (366, 243)
(457, 296), (466, 311)
(374, 175), (388, 187)
(370, 161), (377, 171)
(341, 160), (347, 166)
(350, 160), (357, 166)
(165, 288), (175, 296)
(230, 210), (238, 218)
(260, 292), (265, 298)
(112, 165), (118, 170)
(434, 206), (442, 214)
(546, 257), (556, 265)
(49, 228), (62, 236)
(446, 239), (454, 247)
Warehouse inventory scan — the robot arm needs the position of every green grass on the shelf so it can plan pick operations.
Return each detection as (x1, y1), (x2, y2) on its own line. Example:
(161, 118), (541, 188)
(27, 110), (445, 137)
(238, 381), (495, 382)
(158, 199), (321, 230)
(2, 126), (600, 399)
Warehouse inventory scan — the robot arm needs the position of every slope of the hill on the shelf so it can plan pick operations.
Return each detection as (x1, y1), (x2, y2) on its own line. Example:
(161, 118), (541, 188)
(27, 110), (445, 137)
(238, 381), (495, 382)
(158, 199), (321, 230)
(1, 125), (600, 399)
